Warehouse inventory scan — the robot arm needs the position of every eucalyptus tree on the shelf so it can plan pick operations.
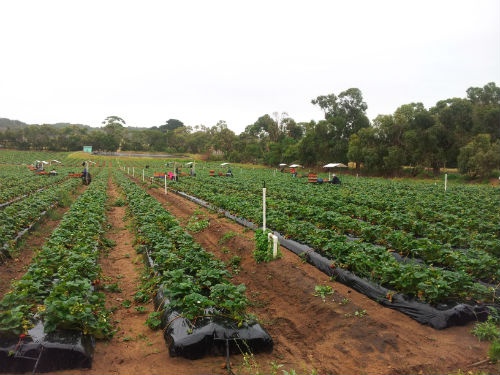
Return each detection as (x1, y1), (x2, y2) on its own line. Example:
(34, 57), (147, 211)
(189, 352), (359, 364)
(348, 127), (382, 173)
(185, 127), (212, 154)
(231, 131), (263, 163)
(101, 116), (126, 151)
(298, 120), (330, 166)
(458, 133), (500, 178)
(160, 119), (184, 132)
(311, 88), (370, 163)
(283, 118), (304, 140)
(467, 82), (500, 140)
(210, 120), (237, 158)
(430, 98), (473, 167)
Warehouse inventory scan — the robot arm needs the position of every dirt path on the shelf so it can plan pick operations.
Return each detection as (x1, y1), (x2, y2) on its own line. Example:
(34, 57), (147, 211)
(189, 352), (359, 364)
(64, 179), (232, 375)
(3, 179), (497, 375)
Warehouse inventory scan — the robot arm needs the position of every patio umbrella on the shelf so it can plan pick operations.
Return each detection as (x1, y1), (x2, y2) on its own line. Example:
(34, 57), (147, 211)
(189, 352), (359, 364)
(323, 163), (347, 168)
(323, 163), (347, 179)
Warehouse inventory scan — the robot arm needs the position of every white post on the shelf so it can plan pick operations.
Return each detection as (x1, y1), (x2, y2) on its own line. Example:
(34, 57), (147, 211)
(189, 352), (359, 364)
(262, 182), (266, 231)
(142, 169), (145, 182)
(165, 175), (167, 194)
(132, 167), (135, 177)
(444, 173), (448, 192)
(268, 232), (278, 259)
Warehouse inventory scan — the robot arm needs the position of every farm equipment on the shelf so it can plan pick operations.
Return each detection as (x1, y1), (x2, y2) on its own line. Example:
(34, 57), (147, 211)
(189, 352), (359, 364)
(29, 160), (49, 174)
(67, 171), (90, 184)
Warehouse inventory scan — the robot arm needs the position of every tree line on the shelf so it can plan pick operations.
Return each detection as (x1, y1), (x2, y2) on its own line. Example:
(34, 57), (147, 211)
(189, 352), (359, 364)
(1, 82), (499, 178)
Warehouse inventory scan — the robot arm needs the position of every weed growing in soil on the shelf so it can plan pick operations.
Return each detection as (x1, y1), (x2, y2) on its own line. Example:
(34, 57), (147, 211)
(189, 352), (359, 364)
(104, 282), (122, 293)
(345, 309), (368, 318)
(113, 197), (126, 207)
(186, 210), (210, 232)
(219, 231), (237, 244)
(489, 340), (500, 362)
(56, 191), (72, 207)
(314, 285), (333, 302)
(472, 317), (500, 341)
(146, 311), (162, 330)
(229, 255), (242, 274)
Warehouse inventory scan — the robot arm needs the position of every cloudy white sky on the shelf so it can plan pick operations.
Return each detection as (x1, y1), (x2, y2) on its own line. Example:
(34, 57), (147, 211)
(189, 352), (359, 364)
(1, 0), (499, 134)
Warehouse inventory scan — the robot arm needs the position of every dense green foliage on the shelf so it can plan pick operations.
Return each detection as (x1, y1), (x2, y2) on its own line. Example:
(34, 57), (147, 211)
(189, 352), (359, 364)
(129, 161), (499, 306)
(1, 82), (499, 176)
(0, 168), (113, 338)
(114, 170), (251, 325)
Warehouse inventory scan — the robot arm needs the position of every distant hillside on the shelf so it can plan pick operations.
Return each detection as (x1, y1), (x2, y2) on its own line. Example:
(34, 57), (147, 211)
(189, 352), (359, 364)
(0, 118), (28, 130)
(50, 122), (93, 130)
(0, 117), (152, 132)
(0, 118), (92, 131)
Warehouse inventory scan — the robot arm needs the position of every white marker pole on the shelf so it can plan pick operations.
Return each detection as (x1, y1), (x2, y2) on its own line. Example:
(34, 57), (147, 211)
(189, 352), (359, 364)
(262, 181), (266, 231)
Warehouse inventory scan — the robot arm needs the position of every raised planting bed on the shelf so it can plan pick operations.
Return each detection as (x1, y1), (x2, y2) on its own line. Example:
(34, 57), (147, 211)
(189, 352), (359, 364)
(115, 170), (273, 359)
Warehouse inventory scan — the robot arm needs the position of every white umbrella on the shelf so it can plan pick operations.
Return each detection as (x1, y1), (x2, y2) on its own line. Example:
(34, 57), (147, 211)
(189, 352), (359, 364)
(323, 162), (347, 179)
(289, 164), (302, 168)
(279, 163), (287, 167)
(323, 163), (347, 168)
(220, 162), (230, 166)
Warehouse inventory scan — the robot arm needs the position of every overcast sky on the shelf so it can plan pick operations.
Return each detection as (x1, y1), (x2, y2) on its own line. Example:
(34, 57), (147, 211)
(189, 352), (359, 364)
(1, 0), (499, 134)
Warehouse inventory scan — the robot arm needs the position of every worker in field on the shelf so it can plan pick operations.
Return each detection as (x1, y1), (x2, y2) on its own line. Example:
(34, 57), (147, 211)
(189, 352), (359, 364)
(82, 162), (91, 185)
(329, 174), (341, 184)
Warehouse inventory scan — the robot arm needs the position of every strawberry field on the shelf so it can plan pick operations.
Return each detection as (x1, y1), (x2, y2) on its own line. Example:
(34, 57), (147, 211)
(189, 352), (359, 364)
(0, 150), (499, 374)
(128, 159), (500, 308)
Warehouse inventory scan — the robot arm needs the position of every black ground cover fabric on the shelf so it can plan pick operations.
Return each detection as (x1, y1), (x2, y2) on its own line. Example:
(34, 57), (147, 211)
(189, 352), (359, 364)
(0, 322), (94, 373)
(279, 235), (493, 329)
(154, 289), (273, 359)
